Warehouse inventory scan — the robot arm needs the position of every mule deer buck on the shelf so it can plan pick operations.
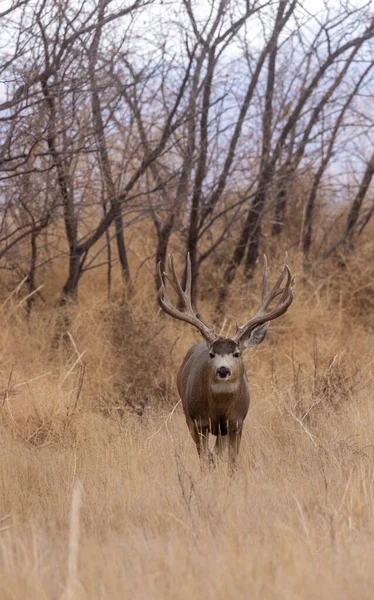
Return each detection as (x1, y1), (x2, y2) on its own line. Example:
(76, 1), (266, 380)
(158, 254), (294, 468)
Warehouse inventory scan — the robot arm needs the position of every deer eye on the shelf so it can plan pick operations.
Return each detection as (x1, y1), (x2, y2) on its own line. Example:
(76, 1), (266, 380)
(233, 352), (241, 358)
(209, 352), (215, 359)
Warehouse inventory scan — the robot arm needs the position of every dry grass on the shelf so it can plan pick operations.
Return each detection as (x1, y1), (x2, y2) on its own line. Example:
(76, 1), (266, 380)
(0, 247), (374, 600)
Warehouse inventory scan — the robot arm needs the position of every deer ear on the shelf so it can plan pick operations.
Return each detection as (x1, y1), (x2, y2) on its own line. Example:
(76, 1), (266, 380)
(241, 322), (269, 350)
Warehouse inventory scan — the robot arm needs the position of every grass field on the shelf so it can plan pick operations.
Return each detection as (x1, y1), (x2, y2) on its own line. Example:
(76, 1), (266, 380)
(0, 250), (373, 599)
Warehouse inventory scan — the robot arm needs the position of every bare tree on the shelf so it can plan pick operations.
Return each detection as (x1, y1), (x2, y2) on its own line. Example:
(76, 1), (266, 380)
(218, 2), (374, 304)
(301, 62), (374, 267)
(87, 0), (131, 285)
(1, 0), (374, 311)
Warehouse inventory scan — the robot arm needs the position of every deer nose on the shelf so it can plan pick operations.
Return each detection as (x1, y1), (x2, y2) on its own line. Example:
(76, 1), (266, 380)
(217, 366), (230, 379)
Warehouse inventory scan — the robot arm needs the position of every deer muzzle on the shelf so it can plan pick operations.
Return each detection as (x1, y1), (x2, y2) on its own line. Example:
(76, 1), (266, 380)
(216, 366), (231, 379)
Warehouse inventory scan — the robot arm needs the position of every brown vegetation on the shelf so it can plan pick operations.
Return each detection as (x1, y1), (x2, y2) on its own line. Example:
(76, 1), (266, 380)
(0, 234), (373, 599)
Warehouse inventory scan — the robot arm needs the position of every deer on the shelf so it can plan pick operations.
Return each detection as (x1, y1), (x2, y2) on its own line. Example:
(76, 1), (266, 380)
(158, 254), (294, 468)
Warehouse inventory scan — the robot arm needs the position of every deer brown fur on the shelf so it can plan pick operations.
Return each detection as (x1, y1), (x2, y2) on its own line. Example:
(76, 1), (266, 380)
(158, 254), (294, 468)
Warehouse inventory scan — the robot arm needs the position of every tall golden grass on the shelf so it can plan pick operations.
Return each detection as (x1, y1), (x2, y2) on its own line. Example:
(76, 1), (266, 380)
(0, 239), (373, 599)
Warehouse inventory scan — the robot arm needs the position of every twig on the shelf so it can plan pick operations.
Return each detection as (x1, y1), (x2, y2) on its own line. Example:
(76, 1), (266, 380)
(61, 480), (83, 600)
(61, 352), (87, 385)
(67, 363), (86, 418)
(12, 284), (44, 312)
(147, 399), (181, 443)
(13, 371), (53, 389)
(0, 365), (14, 410)
(285, 405), (319, 448)
(0, 514), (12, 532)
(66, 331), (81, 360)
(1, 277), (27, 308)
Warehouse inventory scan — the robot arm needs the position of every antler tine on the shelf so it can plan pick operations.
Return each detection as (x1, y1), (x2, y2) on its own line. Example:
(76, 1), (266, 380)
(278, 263), (292, 306)
(165, 254), (194, 313)
(158, 262), (181, 318)
(157, 254), (218, 344)
(162, 256), (180, 295)
(262, 252), (288, 310)
(233, 254), (294, 344)
(275, 254), (291, 306)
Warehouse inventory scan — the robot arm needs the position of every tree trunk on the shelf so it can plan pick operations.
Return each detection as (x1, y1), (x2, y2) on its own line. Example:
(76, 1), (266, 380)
(216, 207), (258, 311)
(302, 185), (318, 269)
(344, 149), (374, 248)
(25, 230), (38, 317)
(59, 249), (84, 304)
(185, 221), (199, 308)
(181, 48), (216, 307)
(271, 183), (288, 236)
(154, 214), (175, 290)
(217, 3), (289, 304)
(243, 163), (274, 277)
(114, 211), (131, 283)
(89, 9), (131, 285)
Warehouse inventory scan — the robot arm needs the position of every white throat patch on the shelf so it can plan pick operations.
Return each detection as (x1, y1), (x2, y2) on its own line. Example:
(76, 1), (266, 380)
(211, 381), (239, 394)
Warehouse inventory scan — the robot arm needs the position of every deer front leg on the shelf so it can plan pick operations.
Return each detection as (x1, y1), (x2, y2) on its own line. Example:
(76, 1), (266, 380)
(214, 431), (228, 460)
(228, 423), (243, 471)
(214, 434), (228, 456)
(187, 418), (212, 466)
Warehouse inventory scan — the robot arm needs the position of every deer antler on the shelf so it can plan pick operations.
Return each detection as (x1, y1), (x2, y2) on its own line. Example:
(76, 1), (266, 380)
(232, 253), (294, 344)
(158, 254), (219, 345)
